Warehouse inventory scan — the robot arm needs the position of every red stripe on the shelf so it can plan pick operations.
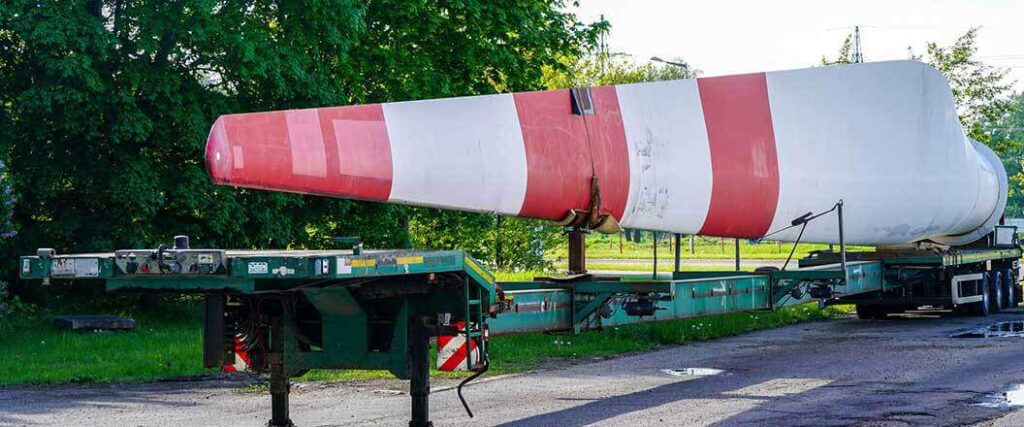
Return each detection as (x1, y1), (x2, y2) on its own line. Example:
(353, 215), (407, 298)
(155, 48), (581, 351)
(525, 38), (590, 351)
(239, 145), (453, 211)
(696, 73), (780, 237)
(205, 105), (392, 201)
(513, 87), (629, 221)
(439, 344), (468, 371)
(437, 335), (452, 348)
(438, 336), (477, 371)
(317, 105), (393, 200)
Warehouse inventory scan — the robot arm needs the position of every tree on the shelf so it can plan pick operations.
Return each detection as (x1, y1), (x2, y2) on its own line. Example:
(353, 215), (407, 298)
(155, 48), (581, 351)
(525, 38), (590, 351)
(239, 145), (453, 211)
(0, 1), (603, 280)
(916, 29), (1018, 217)
(543, 53), (699, 89)
(825, 28), (1019, 216)
(917, 28), (1012, 143)
(408, 210), (561, 271)
(821, 34), (855, 66)
(990, 94), (1024, 217)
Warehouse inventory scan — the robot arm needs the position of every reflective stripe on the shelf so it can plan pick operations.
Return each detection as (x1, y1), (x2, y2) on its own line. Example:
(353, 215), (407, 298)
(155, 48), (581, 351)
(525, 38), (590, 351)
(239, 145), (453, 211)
(204, 61), (1005, 246)
(205, 105), (393, 201)
(384, 94), (528, 215)
(697, 73), (780, 238)
(513, 87), (629, 221)
(616, 80), (713, 233)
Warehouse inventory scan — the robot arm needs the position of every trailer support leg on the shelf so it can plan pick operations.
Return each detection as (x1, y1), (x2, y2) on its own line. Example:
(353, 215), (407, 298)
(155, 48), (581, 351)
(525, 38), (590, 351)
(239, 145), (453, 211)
(409, 316), (433, 427)
(734, 238), (741, 272)
(568, 227), (586, 275)
(673, 233), (681, 273)
(268, 316), (294, 427)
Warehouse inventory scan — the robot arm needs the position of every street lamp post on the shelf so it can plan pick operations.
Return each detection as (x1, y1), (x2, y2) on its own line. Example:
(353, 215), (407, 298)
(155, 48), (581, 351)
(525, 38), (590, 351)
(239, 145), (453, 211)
(650, 56), (689, 69)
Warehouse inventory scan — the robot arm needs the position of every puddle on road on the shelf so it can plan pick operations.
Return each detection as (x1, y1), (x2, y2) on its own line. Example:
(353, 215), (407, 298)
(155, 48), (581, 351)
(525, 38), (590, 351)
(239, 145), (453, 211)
(976, 385), (1024, 408)
(951, 320), (1024, 338)
(661, 368), (724, 377)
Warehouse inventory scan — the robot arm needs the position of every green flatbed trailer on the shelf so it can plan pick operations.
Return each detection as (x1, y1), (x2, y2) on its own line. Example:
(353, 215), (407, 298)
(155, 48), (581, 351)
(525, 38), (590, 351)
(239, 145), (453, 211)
(18, 232), (1022, 427)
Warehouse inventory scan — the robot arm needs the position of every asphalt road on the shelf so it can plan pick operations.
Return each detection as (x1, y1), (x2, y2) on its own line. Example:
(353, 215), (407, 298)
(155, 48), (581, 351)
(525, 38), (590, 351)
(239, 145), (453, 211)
(3, 309), (1024, 427)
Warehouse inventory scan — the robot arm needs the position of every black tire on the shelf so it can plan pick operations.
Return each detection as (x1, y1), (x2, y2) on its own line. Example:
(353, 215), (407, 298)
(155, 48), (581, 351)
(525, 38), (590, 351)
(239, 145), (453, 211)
(972, 274), (992, 317)
(856, 304), (888, 320)
(1002, 268), (1016, 309)
(991, 271), (1004, 313)
(1016, 269), (1024, 305)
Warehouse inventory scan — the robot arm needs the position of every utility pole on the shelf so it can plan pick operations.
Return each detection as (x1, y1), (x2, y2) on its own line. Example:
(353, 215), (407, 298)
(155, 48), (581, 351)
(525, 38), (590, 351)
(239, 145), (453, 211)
(853, 26), (864, 63)
(598, 14), (607, 75)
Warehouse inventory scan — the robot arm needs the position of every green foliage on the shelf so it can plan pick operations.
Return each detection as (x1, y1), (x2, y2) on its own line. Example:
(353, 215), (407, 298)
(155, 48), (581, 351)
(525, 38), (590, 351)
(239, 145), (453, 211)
(918, 28), (1013, 143)
(826, 28), (1019, 216)
(542, 53), (699, 89)
(915, 29), (1017, 215)
(0, 1), (602, 288)
(993, 94), (1024, 217)
(0, 280), (36, 326)
(302, 303), (851, 382)
(408, 209), (560, 271)
(821, 34), (855, 66)
(824, 28), (1012, 145)
(0, 300), (848, 386)
(0, 302), (210, 385)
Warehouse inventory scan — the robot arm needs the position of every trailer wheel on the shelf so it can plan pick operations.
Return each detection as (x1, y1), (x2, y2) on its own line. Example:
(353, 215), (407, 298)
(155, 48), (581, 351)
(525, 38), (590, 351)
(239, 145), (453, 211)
(1003, 269), (1016, 308)
(971, 274), (992, 317)
(990, 271), (1004, 313)
(856, 304), (888, 320)
(1015, 269), (1023, 305)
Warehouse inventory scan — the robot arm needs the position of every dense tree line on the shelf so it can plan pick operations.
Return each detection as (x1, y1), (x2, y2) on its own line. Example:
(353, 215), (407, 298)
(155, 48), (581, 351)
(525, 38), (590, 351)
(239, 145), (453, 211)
(1, 2), (1020, 305)
(0, 0), (606, 283)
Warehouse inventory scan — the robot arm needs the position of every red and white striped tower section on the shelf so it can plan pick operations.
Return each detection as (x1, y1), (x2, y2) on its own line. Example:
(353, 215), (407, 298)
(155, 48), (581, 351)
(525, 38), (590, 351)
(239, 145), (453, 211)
(205, 60), (1006, 246)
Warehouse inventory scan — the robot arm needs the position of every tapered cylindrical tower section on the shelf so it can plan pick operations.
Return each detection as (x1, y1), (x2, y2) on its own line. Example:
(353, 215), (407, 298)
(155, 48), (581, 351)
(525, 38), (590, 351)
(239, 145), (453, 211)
(205, 60), (1005, 246)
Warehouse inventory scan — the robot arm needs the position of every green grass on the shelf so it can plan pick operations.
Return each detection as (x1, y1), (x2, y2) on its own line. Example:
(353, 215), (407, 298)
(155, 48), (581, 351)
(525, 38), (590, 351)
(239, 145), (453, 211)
(548, 236), (871, 260)
(495, 265), (757, 281)
(0, 290), (852, 387)
(568, 263), (756, 273)
(300, 303), (852, 382)
(0, 307), (214, 386)
(487, 304), (852, 372)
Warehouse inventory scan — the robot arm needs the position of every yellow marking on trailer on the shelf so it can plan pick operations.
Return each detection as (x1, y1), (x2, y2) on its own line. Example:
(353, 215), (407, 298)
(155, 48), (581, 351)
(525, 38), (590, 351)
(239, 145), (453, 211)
(350, 259), (376, 268)
(464, 256), (494, 284)
(397, 256), (424, 265)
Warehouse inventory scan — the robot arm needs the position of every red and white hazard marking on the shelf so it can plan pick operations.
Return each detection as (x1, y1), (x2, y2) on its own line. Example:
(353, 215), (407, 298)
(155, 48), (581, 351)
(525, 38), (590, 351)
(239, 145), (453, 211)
(436, 322), (480, 372)
(205, 61), (1004, 246)
(222, 337), (252, 373)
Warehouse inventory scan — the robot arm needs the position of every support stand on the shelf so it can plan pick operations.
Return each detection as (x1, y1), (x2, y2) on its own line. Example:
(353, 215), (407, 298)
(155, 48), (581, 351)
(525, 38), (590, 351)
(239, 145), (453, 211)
(674, 233), (681, 273)
(568, 227), (586, 275)
(409, 316), (433, 427)
(734, 238), (741, 272)
(652, 232), (658, 279)
(269, 316), (294, 427)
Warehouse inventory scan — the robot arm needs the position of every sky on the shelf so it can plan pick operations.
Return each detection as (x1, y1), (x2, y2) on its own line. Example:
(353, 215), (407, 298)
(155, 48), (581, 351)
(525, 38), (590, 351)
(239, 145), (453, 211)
(569, 0), (1024, 92)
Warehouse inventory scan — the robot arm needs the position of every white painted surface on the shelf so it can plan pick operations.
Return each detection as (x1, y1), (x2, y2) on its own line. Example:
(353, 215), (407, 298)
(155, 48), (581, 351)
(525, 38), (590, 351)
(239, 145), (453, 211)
(616, 79), (714, 234)
(383, 94), (529, 215)
(763, 61), (1000, 245)
(285, 109), (327, 178)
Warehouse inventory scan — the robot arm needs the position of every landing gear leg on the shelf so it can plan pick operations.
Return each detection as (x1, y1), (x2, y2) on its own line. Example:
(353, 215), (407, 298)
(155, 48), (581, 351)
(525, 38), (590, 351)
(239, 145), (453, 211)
(409, 316), (433, 427)
(269, 316), (294, 427)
